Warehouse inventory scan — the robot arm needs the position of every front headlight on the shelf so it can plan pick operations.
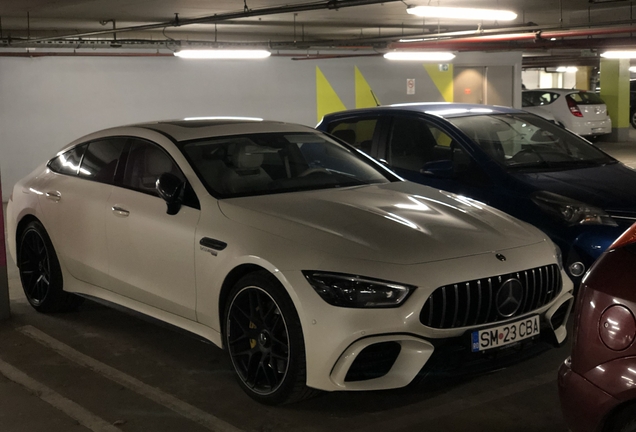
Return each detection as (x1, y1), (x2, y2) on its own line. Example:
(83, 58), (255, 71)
(531, 191), (617, 227)
(303, 271), (415, 308)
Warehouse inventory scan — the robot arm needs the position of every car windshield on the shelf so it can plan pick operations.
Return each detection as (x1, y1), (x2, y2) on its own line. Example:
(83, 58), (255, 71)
(181, 131), (392, 198)
(447, 113), (616, 171)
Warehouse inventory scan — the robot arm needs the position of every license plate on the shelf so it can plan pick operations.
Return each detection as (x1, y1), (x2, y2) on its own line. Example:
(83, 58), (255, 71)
(471, 315), (540, 352)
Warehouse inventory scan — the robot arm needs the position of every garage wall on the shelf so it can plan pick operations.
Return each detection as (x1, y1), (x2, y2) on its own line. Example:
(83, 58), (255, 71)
(0, 51), (521, 199)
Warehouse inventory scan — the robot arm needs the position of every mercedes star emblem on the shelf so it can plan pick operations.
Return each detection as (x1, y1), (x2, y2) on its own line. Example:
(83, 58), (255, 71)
(496, 278), (524, 318)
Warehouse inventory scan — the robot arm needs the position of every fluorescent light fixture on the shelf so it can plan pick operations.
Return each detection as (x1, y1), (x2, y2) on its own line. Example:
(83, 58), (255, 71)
(174, 49), (271, 59)
(399, 38), (425, 43)
(556, 66), (578, 73)
(384, 51), (456, 61)
(406, 6), (517, 21)
(424, 108), (494, 116)
(183, 116), (263, 121)
(601, 51), (636, 59)
(630, 66), (636, 73)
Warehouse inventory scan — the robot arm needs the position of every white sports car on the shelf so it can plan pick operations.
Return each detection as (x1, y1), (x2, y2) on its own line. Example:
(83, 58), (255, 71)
(7, 118), (574, 404)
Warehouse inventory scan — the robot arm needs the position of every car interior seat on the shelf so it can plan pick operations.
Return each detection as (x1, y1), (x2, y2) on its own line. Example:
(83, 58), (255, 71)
(186, 145), (229, 195)
(127, 145), (178, 194)
(332, 129), (356, 146)
(390, 122), (437, 171)
(222, 142), (272, 194)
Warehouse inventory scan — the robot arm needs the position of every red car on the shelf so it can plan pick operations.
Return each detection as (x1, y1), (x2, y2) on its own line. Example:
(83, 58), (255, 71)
(559, 223), (636, 432)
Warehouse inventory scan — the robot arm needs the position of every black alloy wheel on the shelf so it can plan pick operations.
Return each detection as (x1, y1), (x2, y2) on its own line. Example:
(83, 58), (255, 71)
(18, 221), (82, 313)
(224, 272), (315, 404)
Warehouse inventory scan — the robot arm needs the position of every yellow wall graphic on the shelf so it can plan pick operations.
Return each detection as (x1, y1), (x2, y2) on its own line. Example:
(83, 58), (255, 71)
(355, 66), (380, 108)
(316, 67), (347, 123)
(424, 64), (454, 102)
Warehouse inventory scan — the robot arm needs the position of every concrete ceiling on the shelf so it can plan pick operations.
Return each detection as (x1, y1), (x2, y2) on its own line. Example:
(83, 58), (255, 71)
(0, 0), (635, 66)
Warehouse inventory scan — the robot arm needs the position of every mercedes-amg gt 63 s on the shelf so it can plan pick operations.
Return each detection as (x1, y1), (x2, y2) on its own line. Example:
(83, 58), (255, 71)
(8, 118), (573, 404)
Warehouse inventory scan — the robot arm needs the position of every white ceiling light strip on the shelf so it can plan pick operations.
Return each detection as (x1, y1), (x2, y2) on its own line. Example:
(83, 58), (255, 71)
(174, 49), (271, 59)
(406, 6), (517, 21)
(384, 51), (456, 61)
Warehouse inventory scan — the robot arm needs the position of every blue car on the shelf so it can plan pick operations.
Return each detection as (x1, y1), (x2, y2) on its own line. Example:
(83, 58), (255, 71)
(317, 103), (636, 285)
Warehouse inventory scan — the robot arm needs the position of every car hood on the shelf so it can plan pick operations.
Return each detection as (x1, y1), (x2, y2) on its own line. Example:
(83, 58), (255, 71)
(514, 162), (636, 213)
(218, 182), (546, 265)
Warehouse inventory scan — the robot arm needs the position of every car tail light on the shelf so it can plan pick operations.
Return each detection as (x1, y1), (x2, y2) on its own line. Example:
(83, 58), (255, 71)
(609, 223), (636, 250)
(599, 305), (636, 351)
(566, 96), (584, 117)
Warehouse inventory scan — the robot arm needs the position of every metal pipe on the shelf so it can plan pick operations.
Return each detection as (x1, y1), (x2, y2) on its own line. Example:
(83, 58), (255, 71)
(11, 0), (403, 45)
(390, 24), (636, 49)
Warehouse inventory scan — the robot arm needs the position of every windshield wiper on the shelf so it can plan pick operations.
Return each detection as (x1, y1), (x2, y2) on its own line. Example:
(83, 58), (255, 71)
(506, 160), (552, 170)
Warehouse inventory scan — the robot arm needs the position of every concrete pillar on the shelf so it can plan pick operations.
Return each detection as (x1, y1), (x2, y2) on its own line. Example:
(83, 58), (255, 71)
(575, 67), (592, 91)
(0, 170), (9, 321)
(600, 58), (630, 142)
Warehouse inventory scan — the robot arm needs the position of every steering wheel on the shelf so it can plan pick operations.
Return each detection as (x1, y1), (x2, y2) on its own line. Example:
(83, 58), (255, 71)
(511, 148), (541, 163)
(299, 167), (331, 177)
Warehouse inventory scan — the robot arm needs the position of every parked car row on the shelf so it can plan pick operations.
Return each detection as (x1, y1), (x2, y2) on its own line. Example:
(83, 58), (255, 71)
(5, 102), (635, 430)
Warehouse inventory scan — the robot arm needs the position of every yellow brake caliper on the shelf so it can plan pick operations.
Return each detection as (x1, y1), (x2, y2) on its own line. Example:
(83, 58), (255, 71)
(249, 321), (257, 349)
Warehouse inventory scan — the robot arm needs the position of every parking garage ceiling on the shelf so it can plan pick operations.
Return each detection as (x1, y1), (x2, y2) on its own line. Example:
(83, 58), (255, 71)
(0, 0), (635, 66)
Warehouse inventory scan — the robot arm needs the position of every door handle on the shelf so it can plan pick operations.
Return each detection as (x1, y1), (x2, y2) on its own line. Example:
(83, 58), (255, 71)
(200, 237), (227, 251)
(45, 191), (61, 202)
(112, 206), (130, 217)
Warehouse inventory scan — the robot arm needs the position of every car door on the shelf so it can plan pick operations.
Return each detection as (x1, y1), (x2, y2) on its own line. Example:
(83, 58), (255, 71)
(105, 138), (200, 320)
(381, 115), (494, 203)
(39, 138), (126, 289)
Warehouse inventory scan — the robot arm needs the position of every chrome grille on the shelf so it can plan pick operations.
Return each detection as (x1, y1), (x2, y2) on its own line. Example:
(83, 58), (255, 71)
(420, 264), (561, 329)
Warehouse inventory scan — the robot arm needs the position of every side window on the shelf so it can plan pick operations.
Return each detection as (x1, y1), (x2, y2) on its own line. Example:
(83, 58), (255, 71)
(327, 117), (378, 155)
(48, 144), (87, 176)
(540, 92), (560, 105)
(522, 91), (560, 107)
(78, 138), (126, 184)
(388, 117), (454, 171)
(123, 139), (185, 197)
(522, 92), (535, 107)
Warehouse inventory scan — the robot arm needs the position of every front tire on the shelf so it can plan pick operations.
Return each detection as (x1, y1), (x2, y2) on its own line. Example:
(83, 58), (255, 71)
(224, 272), (315, 404)
(614, 405), (636, 432)
(18, 221), (83, 313)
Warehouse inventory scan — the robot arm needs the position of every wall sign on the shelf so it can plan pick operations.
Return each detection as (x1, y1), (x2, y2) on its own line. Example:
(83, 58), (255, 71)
(406, 78), (415, 95)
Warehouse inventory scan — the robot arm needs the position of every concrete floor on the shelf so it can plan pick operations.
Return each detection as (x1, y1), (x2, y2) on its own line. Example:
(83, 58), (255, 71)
(1, 132), (635, 432)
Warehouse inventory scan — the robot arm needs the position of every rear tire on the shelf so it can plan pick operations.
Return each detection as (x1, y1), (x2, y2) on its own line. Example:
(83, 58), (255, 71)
(614, 406), (636, 432)
(631, 110), (636, 129)
(18, 221), (83, 313)
(224, 271), (317, 404)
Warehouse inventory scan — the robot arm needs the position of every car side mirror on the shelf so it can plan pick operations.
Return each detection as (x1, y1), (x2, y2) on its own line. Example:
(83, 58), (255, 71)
(156, 173), (184, 215)
(419, 159), (455, 178)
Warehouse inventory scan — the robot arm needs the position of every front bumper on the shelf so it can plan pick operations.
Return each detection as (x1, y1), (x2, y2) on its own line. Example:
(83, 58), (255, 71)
(558, 358), (618, 432)
(283, 243), (574, 392)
